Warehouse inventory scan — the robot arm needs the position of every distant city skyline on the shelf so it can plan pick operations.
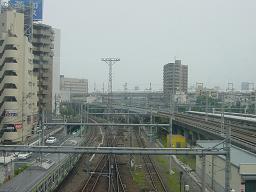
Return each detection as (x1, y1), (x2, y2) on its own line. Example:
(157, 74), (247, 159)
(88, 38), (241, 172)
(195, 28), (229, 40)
(41, 0), (256, 92)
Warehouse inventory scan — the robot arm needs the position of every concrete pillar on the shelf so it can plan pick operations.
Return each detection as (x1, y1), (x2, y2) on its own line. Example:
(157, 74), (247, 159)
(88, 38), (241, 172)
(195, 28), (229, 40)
(177, 128), (182, 135)
(201, 155), (206, 192)
(197, 132), (201, 140)
(191, 131), (197, 145)
(184, 129), (189, 139)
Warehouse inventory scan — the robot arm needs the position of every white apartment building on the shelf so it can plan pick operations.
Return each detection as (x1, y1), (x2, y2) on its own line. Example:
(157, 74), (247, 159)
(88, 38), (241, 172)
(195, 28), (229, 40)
(0, 9), (38, 143)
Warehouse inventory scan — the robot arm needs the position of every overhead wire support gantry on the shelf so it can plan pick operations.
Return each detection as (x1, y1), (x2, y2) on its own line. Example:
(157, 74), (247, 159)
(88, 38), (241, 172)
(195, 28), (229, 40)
(101, 58), (120, 116)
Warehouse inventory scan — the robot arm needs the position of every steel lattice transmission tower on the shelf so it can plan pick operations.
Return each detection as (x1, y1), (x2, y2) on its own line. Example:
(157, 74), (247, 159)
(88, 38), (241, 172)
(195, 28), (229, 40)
(101, 58), (120, 112)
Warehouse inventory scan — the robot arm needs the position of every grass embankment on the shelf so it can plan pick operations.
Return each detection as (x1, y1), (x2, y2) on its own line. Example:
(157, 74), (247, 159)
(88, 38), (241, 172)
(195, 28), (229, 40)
(14, 164), (30, 176)
(156, 156), (181, 192)
(177, 155), (196, 170)
(132, 169), (146, 189)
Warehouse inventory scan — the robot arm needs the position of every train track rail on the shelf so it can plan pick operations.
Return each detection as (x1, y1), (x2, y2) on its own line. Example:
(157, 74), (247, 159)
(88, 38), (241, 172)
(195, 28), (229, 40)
(113, 154), (126, 192)
(80, 120), (126, 192)
(81, 155), (109, 192)
(135, 132), (168, 192)
(168, 113), (256, 152)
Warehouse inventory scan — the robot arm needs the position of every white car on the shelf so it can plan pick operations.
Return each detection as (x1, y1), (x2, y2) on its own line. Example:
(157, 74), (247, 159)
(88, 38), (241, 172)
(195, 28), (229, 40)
(72, 131), (78, 135)
(17, 152), (32, 160)
(45, 137), (57, 144)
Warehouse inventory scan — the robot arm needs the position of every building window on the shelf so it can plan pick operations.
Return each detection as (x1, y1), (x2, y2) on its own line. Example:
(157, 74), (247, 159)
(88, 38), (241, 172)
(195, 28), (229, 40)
(4, 70), (17, 76)
(4, 96), (17, 102)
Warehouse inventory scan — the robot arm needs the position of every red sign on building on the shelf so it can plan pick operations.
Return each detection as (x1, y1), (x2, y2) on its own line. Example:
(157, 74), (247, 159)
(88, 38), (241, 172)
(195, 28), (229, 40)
(15, 124), (23, 129)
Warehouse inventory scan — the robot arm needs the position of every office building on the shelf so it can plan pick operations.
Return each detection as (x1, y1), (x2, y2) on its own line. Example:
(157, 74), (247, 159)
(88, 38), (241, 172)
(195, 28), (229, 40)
(0, 9), (38, 143)
(163, 60), (188, 98)
(60, 75), (88, 102)
(32, 23), (54, 113)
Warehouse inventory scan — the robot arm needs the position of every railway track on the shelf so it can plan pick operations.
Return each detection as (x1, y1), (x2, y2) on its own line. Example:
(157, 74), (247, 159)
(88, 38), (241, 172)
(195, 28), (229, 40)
(55, 120), (99, 192)
(81, 155), (109, 192)
(135, 132), (168, 192)
(170, 113), (256, 152)
(112, 154), (126, 192)
(80, 121), (126, 192)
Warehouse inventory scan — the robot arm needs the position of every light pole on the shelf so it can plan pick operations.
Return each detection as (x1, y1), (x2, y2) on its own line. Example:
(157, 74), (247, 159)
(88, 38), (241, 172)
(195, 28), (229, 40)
(180, 171), (183, 192)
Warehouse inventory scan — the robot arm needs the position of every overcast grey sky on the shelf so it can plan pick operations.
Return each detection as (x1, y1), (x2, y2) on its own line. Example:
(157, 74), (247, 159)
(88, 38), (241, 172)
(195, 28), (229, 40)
(43, 0), (256, 91)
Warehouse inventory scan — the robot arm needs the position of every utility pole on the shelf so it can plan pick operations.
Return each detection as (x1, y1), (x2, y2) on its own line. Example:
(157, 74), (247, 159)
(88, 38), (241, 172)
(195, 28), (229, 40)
(54, 94), (57, 116)
(150, 107), (153, 143)
(94, 82), (96, 93)
(86, 103), (89, 124)
(169, 60), (176, 175)
(224, 116), (231, 192)
(128, 109), (132, 167)
(169, 96), (174, 175)
(201, 155), (206, 192)
(101, 58), (120, 116)
(211, 156), (215, 190)
(205, 91), (209, 121)
(41, 112), (45, 146)
(221, 103), (225, 137)
(253, 91), (256, 115)
(80, 104), (82, 137)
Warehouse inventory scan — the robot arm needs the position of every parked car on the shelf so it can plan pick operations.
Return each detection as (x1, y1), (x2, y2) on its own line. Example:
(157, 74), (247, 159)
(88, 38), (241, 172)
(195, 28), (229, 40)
(17, 152), (32, 160)
(45, 137), (57, 144)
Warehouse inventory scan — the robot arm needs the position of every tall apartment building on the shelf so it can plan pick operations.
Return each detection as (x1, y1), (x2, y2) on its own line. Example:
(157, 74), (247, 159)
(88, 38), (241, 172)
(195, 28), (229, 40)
(0, 9), (38, 143)
(32, 23), (54, 114)
(163, 60), (188, 97)
(60, 75), (88, 102)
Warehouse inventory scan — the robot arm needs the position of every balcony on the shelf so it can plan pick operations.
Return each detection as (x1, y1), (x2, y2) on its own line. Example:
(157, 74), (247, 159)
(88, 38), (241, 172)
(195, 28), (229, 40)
(1, 76), (18, 85)
(0, 63), (17, 76)
(33, 47), (51, 53)
(42, 64), (49, 69)
(33, 29), (53, 36)
(0, 89), (18, 100)
(0, 102), (18, 113)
